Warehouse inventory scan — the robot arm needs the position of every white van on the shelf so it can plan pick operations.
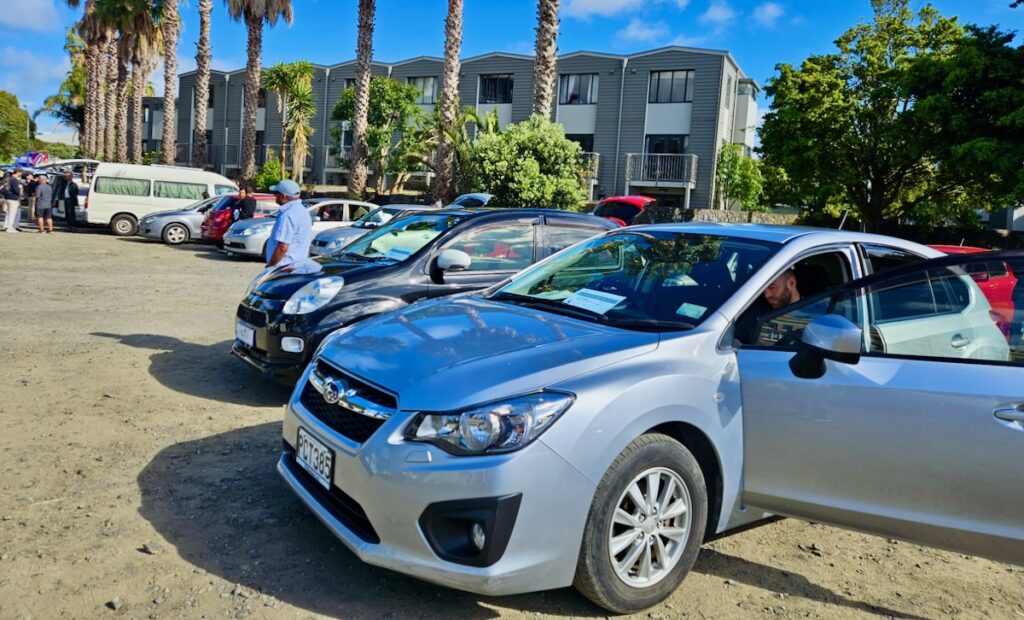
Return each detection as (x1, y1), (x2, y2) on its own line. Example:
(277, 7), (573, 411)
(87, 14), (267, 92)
(86, 163), (237, 235)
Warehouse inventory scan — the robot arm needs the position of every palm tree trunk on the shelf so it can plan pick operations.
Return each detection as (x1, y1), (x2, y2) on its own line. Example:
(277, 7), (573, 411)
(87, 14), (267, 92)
(83, 42), (101, 157)
(95, 45), (108, 159)
(116, 51), (130, 162)
(531, 0), (560, 117)
(240, 11), (263, 184)
(130, 58), (145, 164)
(291, 129), (305, 184)
(433, 0), (462, 203)
(104, 39), (118, 162)
(160, 0), (180, 165)
(280, 95), (288, 178)
(349, 0), (375, 199)
(192, 0), (212, 168)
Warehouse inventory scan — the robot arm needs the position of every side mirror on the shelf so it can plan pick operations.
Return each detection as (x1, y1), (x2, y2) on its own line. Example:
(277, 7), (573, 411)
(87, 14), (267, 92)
(971, 272), (991, 283)
(789, 314), (862, 379)
(430, 249), (472, 284)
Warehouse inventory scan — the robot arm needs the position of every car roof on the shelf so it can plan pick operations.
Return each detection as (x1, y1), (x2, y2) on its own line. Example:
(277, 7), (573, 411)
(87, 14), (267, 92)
(426, 207), (616, 224)
(624, 222), (930, 247)
(383, 203), (442, 210)
(598, 195), (655, 207)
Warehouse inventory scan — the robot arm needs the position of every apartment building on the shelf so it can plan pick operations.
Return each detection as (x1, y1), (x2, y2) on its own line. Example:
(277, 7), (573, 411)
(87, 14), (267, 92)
(171, 46), (758, 210)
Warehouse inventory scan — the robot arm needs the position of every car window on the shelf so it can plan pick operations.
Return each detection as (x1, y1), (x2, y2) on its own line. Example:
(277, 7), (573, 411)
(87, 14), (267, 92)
(861, 244), (926, 275)
(453, 196), (485, 207)
(214, 184), (236, 196)
(344, 213), (467, 262)
(154, 180), (206, 200)
(545, 222), (605, 256)
(443, 221), (536, 272)
(93, 176), (150, 196)
(256, 201), (278, 215)
(593, 201), (643, 222)
(316, 203), (349, 222)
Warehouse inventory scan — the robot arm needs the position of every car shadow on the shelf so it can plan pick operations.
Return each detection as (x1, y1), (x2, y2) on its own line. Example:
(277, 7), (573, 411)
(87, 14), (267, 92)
(137, 422), (607, 619)
(138, 422), (932, 620)
(90, 332), (288, 407)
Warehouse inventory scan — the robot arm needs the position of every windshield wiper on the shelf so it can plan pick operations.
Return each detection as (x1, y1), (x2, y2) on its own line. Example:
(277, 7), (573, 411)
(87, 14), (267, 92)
(490, 292), (610, 323)
(605, 318), (695, 332)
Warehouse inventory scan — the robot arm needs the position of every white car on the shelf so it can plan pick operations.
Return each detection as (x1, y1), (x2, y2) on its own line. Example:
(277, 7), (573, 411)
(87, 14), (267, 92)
(309, 204), (441, 257)
(223, 199), (375, 258)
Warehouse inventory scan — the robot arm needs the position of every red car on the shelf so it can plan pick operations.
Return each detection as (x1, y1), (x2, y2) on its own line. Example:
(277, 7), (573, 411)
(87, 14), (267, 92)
(592, 195), (656, 227)
(930, 245), (1018, 338)
(200, 192), (277, 243)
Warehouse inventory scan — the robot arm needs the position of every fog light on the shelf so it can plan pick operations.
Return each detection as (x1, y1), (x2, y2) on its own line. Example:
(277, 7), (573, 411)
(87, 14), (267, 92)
(470, 522), (486, 551)
(281, 337), (305, 353)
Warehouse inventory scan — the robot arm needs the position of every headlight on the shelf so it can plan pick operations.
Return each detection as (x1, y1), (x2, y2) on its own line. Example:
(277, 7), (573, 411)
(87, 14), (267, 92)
(325, 238), (345, 251)
(283, 276), (345, 315)
(237, 225), (267, 237)
(405, 392), (574, 455)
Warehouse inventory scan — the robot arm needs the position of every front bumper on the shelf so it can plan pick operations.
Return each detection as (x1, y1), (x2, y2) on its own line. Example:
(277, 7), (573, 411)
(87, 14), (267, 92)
(138, 221), (162, 239)
(224, 232), (266, 256)
(278, 366), (596, 596)
(232, 340), (305, 384)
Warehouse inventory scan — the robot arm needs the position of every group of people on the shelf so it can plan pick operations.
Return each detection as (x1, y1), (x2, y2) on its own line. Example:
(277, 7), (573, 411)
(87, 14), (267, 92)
(1, 169), (80, 234)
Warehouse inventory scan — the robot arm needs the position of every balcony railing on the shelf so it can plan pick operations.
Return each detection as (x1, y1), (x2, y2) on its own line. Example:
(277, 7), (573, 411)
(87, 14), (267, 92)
(625, 153), (698, 186)
(324, 145), (353, 170)
(260, 144), (314, 170)
(579, 152), (600, 180)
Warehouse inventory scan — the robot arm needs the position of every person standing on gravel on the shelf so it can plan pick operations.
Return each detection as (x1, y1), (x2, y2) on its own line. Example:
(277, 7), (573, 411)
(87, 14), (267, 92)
(3, 169), (24, 233)
(34, 175), (54, 234)
(24, 173), (38, 222)
(53, 171), (79, 232)
(265, 179), (311, 268)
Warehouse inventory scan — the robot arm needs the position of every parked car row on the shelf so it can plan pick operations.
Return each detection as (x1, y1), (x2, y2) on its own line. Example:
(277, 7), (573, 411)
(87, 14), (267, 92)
(230, 209), (1023, 612)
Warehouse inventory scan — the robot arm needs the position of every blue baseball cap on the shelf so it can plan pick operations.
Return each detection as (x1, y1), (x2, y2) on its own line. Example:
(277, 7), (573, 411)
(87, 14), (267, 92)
(269, 179), (301, 197)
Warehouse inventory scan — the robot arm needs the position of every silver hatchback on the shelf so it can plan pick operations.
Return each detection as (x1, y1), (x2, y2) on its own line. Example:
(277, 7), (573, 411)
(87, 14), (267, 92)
(279, 224), (1024, 613)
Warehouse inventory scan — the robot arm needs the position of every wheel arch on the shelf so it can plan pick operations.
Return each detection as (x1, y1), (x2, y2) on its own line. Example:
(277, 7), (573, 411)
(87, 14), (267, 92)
(162, 220), (190, 242)
(644, 421), (723, 543)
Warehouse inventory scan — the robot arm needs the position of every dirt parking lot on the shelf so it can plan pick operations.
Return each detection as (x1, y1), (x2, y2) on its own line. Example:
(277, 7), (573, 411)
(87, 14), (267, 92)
(0, 228), (1021, 620)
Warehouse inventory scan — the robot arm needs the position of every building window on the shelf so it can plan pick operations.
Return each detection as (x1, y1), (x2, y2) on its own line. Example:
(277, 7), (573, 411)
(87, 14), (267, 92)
(565, 134), (594, 152)
(257, 88), (267, 108)
(644, 134), (689, 154)
(255, 130), (265, 146)
(480, 74), (513, 104)
(205, 130), (214, 147)
(408, 76), (437, 104)
(559, 73), (598, 105)
(143, 107), (150, 123)
(344, 78), (357, 90)
(207, 84), (215, 108)
(648, 70), (694, 104)
(724, 75), (733, 109)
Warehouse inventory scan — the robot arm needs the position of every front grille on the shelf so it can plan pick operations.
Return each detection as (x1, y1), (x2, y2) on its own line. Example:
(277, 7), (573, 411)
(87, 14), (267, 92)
(236, 305), (267, 328)
(298, 361), (395, 443)
(282, 445), (380, 543)
(226, 241), (245, 249)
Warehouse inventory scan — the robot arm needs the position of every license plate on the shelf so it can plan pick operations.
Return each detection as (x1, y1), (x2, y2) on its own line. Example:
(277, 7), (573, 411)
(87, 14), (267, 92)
(296, 428), (333, 490)
(235, 321), (255, 346)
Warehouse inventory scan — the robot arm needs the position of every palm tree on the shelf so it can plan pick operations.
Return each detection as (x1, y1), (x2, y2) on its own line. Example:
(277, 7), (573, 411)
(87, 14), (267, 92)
(67, 0), (111, 157)
(159, 0), (180, 164)
(225, 0), (294, 184)
(531, 0), (560, 117)
(103, 38), (118, 161)
(433, 0), (462, 203)
(349, 0), (375, 198)
(192, 0), (212, 167)
(262, 62), (295, 175)
(285, 80), (315, 184)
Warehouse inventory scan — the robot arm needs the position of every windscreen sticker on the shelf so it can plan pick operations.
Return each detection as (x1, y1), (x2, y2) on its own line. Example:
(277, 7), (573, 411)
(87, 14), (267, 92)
(563, 288), (627, 314)
(384, 247), (412, 261)
(677, 302), (707, 320)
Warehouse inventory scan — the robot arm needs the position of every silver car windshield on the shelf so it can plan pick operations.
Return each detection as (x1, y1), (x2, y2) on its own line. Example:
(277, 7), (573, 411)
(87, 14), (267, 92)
(492, 231), (779, 331)
(340, 213), (466, 263)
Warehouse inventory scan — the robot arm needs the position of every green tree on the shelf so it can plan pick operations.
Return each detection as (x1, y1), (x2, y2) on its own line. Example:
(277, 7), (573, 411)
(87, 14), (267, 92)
(467, 114), (587, 210)
(253, 148), (283, 190)
(439, 106), (499, 195)
(759, 0), (963, 231)
(715, 144), (764, 211)
(0, 91), (31, 161)
(907, 25), (1024, 209)
(263, 61), (315, 183)
(40, 28), (87, 139)
(331, 76), (429, 194)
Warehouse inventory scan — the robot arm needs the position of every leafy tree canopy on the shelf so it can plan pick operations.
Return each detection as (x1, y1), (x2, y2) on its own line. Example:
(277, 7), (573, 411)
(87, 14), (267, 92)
(715, 144), (765, 211)
(0, 90), (32, 161)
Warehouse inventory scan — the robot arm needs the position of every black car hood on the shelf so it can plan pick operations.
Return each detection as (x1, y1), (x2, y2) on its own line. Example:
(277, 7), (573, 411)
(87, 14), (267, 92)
(254, 256), (394, 299)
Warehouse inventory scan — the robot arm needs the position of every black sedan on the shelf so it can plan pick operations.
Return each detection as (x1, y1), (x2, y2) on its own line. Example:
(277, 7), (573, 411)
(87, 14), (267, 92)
(232, 208), (618, 383)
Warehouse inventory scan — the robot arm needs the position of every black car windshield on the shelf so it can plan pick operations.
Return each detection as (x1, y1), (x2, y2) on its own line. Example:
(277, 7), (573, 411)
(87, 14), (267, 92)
(492, 231), (779, 330)
(340, 213), (466, 262)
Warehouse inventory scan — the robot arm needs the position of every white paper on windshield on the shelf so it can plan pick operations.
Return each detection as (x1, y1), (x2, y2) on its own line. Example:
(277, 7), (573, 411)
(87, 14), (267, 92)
(384, 247), (412, 261)
(677, 302), (707, 320)
(563, 288), (626, 315)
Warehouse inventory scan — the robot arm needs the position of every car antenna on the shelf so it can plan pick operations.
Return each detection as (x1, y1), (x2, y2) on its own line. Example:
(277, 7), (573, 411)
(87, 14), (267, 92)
(837, 209), (848, 231)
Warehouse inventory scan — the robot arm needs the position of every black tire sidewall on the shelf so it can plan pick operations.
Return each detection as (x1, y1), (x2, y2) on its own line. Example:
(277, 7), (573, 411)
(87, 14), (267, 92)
(575, 434), (708, 614)
(111, 215), (137, 236)
(162, 223), (188, 245)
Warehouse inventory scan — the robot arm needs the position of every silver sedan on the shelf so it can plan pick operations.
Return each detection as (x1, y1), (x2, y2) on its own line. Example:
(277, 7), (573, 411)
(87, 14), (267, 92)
(137, 196), (220, 245)
(224, 199), (376, 258)
(310, 204), (441, 257)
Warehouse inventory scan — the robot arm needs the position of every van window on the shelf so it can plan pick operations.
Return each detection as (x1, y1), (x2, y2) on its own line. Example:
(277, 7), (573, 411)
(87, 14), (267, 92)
(93, 177), (150, 197)
(154, 181), (206, 200)
(215, 185), (236, 196)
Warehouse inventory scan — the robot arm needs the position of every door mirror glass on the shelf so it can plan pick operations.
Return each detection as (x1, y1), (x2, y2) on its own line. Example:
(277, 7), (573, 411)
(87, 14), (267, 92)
(437, 248), (472, 272)
(790, 314), (862, 379)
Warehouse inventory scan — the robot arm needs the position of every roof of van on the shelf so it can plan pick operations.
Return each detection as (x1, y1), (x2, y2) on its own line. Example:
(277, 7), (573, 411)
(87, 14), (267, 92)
(93, 162), (237, 185)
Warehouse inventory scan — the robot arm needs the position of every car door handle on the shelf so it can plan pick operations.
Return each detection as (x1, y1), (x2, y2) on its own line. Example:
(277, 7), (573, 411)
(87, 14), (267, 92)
(994, 405), (1024, 423)
(951, 334), (971, 349)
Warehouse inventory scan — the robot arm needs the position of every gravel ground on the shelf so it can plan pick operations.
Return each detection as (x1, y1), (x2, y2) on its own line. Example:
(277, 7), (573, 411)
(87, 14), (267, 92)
(0, 227), (1021, 620)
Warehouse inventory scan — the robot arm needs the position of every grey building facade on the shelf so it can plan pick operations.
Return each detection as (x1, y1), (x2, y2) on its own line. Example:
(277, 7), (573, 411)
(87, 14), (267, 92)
(172, 46), (758, 210)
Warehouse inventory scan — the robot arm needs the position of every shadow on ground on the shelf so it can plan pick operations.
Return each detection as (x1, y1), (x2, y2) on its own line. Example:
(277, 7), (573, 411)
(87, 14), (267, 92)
(91, 332), (288, 406)
(138, 422), (927, 619)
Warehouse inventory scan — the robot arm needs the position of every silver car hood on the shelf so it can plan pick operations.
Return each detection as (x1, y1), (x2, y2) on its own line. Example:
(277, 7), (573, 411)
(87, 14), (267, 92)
(145, 208), (196, 219)
(316, 226), (367, 242)
(318, 296), (659, 411)
(229, 218), (273, 233)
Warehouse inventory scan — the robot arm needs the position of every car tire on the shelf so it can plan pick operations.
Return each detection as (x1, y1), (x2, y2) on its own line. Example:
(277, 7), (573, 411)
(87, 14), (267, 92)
(110, 214), (138, 236)
(574, 433), (707, 614)
(161, 223), (189, 245)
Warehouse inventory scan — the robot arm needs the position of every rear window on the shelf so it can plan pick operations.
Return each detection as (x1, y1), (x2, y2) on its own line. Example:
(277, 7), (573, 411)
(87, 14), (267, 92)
(214, 185), (236, 196)
(594, 200), (643, 222)
(154, 180), (206, 200)
(93, 177), (150, 197)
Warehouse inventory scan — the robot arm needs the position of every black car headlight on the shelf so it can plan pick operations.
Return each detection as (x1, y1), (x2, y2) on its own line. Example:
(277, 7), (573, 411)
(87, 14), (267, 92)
(405, 392), (574, 455)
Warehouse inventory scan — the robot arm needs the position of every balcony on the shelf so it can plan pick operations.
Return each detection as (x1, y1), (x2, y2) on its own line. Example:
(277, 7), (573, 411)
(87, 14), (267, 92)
(580, 152), (600, 180)
(625, 153), (698, 188)
(324, 145), (353, 171)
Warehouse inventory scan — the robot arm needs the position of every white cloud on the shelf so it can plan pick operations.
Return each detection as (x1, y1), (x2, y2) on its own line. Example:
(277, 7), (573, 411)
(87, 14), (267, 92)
(753, 2), (784, 28)
(563, 0), (644, 19)
(618, 19), (669, 43)
(0, 0), (60, 33)
(671, 34), (709, 47)
(699, 0), (736, 27)
(658, 0), (690, 8)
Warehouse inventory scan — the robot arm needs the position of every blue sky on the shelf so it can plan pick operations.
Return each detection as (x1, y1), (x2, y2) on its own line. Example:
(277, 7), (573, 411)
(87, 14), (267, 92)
(3, 0), (1022, 134)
